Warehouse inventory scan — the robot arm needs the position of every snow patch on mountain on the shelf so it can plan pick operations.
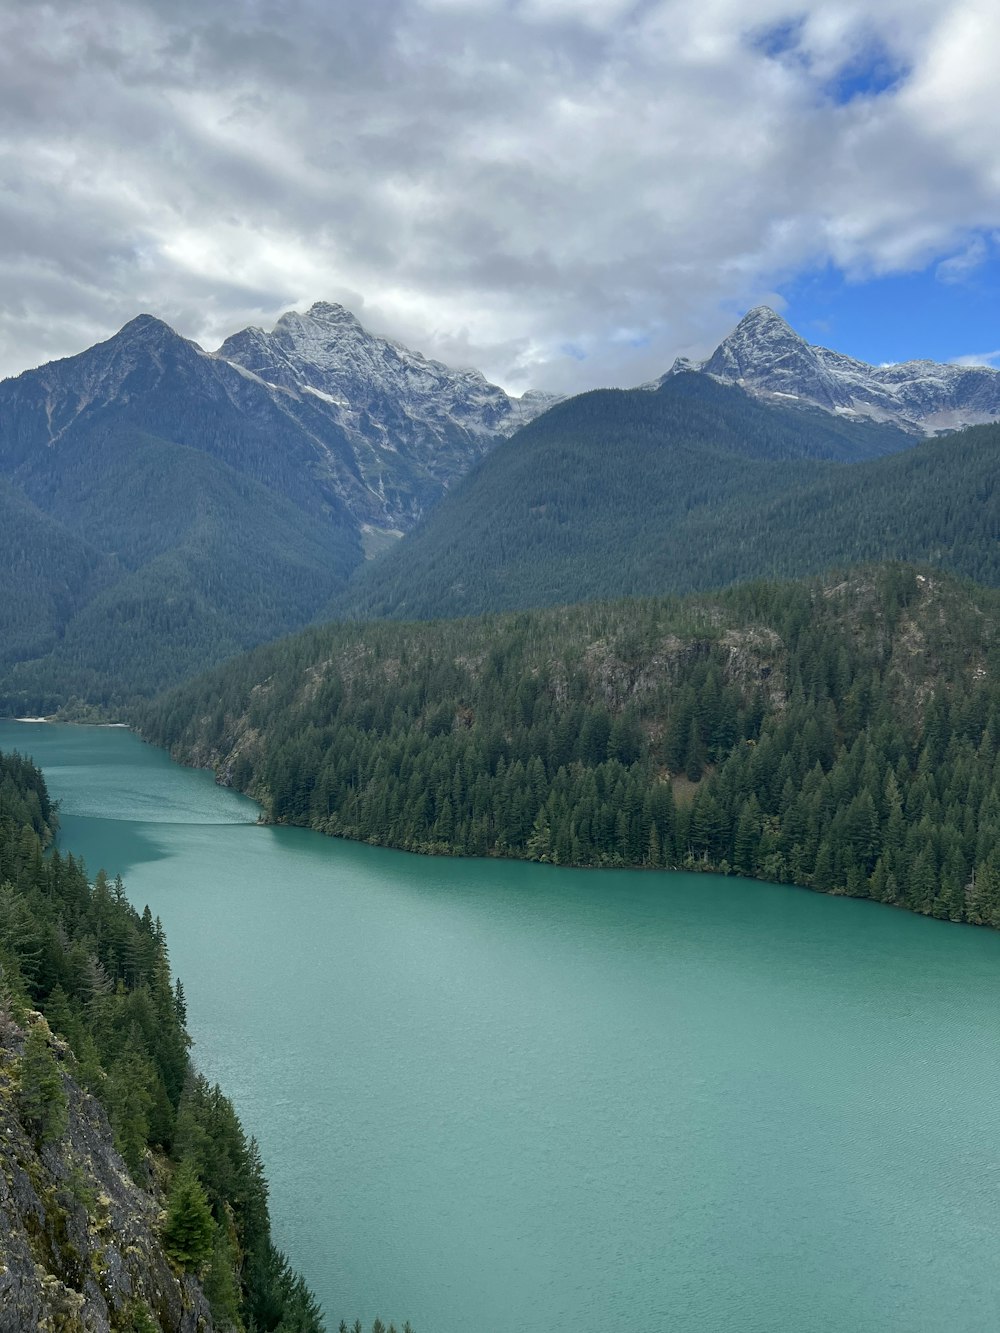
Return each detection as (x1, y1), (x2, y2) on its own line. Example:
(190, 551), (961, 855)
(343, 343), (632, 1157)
(0, 302), (561, 543)
(657, 306), (1000, 435)
(218, 301), (558, 447)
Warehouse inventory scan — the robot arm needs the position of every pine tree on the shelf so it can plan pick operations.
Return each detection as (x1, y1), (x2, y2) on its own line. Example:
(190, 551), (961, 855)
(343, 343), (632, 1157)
(17, 1018), (67, 1145)
(162, 1160), (215, 1272)
(202, 1218), (242, 1329)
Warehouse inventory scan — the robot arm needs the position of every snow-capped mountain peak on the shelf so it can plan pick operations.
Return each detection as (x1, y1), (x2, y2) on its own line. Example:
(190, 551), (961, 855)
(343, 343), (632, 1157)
(716, 305), (799, 348)
(213, 301), (559, 535)
(217, 301), (556, 444)
(660, 307), (1000, 434)
(302, 300), (362, 324)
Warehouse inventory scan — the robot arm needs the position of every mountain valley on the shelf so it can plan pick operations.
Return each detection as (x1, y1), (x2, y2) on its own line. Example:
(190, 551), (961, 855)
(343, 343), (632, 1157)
(3, 300), (999, 709)
(336, 374), (998, 622)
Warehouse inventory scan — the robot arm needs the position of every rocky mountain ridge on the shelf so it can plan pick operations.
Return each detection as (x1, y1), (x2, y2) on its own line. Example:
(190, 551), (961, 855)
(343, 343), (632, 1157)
(660, 306), (1000, 435)
(220, 300), (554, 439)
(1, 303), (555, 539)
(0, 303), (558, 703)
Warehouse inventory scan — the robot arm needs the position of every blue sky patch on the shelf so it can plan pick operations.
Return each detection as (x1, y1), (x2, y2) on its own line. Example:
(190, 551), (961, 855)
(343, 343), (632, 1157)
(823, 39), (908, 105)
(776, 241), (1000, 366)
(560, 342), (588, 362)
(749, 20), (907, 105)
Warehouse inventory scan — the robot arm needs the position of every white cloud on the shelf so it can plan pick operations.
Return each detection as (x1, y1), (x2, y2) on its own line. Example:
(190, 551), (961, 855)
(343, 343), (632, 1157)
(1, 0), (1000, 391)
(936, 236), (988, 284)
(951, 349), (1000, 368)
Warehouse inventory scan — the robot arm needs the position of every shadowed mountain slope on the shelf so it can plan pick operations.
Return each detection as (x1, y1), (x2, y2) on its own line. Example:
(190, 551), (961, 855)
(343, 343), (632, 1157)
(335, 374), (996, 622)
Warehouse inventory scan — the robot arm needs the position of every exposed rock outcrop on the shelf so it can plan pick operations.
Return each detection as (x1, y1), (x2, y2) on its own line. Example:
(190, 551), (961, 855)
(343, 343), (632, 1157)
(0, 1011), (213, 1333)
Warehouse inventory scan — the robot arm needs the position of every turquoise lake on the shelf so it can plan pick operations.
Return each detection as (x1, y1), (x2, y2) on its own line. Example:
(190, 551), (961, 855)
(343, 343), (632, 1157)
(4, 720), (1000, 1332)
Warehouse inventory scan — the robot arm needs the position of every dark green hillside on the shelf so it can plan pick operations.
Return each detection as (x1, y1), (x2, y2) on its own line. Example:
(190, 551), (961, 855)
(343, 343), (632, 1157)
(0, 429), (362, 713)
(139, 564), (1000, 928)
(0, 750), (324, 1331)
(643, 370), (914, 461)
(336, 382), (996, 622)
(16, 424), (356, 574)
(336, 378), (846, 621)
(0, 478), (118, 664)
(627, 422), (1000, 594)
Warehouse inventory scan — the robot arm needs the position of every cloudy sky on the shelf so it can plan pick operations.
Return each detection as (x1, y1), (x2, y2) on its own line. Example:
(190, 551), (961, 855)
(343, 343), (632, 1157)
(3, 0), (1000, 392)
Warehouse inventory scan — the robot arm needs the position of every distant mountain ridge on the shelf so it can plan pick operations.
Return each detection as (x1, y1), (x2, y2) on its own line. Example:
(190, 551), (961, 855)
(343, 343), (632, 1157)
(3, 303), (555, 539)
(220, 300), (553, 436)
(0, 303), (556, 706)
(658, 306), (1000, 435)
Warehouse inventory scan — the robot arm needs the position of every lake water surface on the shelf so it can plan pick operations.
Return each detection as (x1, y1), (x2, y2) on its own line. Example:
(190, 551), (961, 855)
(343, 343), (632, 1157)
(5, 720), (1000, 1333)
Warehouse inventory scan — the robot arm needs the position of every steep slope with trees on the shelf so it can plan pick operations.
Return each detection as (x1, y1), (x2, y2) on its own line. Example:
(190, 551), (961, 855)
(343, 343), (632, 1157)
(0, 477), (118, 665)
(0, 428), (362, 713)
(335, 377), (996, 623)
(139, 565), (1000, 928)
(0, 750), (325, 1332)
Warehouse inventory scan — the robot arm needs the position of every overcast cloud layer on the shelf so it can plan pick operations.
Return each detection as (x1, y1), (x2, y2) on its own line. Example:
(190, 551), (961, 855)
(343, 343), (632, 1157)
(2, 0), (1000, 392)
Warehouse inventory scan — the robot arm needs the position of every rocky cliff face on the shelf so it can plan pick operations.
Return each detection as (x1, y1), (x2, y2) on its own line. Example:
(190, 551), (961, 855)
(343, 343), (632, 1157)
(660, 306), (1000, 435)
(219, 300), (549, 440)
(0, 1012), (213, 1333)
(217, 301), (559, 535)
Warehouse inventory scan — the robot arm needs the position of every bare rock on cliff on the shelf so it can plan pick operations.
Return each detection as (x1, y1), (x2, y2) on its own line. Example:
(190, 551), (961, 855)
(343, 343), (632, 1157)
(0, 1011), (213, 1333)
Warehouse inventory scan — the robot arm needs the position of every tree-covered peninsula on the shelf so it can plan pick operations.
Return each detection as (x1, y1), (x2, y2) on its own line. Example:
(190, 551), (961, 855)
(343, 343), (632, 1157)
(138, 564), (1000, 929)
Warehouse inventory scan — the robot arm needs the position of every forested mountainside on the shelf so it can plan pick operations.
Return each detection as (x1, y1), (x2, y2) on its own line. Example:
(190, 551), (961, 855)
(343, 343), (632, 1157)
(0, 303), (551, 714)
(0, 476), (118, 665)
(139, 565), (1000, 928)
(0, 750), (325, 1332)
(335, 379), (999, 623)
(0, 428), (362, 714)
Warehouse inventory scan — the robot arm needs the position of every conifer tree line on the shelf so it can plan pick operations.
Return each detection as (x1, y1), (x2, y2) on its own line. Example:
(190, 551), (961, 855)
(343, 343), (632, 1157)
(140, 564), (1000, 927)
(0, 749), (325, 1331)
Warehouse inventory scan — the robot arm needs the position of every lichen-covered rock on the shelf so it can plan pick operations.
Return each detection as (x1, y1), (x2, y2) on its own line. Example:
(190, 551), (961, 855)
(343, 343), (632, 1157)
(0, 1013), (213, 1333)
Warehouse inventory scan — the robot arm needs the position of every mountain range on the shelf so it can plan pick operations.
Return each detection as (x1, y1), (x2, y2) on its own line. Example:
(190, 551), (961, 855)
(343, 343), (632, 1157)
(0, 300), (997, 709)
(0, 303), (553, 706)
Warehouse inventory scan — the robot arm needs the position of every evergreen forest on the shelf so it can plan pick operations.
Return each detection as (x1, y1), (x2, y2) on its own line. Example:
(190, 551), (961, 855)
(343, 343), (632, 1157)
(139, 564), (1000, 929)
(337, 380), (1000, 623)
(0, 426), (362, 716)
